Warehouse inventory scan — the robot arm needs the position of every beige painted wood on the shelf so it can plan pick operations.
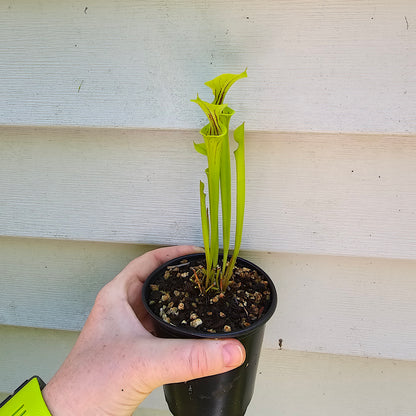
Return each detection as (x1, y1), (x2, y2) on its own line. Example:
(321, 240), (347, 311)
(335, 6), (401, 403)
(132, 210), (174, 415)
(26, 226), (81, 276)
(0, 0), (414, 133)
(1, 126), (416, 260)
(1, 237), (415, 360)
(1, 325), (416, 416)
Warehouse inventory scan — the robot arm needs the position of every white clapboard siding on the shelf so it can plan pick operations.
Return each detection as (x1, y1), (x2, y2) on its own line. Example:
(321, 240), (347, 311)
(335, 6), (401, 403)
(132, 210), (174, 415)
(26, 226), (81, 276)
(1, 237), (415, 361)
(0, 0), (414, 133)
(1, 126), (415, 260)
(1, 325), (416, 416)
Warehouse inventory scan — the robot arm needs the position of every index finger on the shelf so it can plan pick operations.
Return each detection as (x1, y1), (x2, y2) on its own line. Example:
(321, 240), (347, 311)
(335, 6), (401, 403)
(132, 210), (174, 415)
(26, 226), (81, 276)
(122, 245), (204, 285)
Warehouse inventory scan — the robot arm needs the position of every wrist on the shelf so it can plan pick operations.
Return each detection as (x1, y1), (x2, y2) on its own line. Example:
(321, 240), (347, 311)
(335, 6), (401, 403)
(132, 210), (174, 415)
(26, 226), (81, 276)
(41, 384), (57, 416)
(41, 379), (72, 416)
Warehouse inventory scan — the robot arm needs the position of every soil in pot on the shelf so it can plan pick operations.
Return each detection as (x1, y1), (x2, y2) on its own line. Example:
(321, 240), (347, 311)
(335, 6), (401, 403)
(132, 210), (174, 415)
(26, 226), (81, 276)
(147, 256), (273, 335)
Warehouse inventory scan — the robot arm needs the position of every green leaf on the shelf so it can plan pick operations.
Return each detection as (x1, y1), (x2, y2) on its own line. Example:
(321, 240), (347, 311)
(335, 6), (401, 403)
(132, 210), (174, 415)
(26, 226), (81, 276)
(205, 69), (247, 105)
(220, 140), (231, 276)
(199, 181), (212, 276)
(219, 110), (234, 276)
(194, 142), (207, 156)
(191, 95), (227, 136)
(233, 122), (246, 257)
(202, 131), (224, 271)
(192, 97), (229, 272)
(224, 122), (245, 288)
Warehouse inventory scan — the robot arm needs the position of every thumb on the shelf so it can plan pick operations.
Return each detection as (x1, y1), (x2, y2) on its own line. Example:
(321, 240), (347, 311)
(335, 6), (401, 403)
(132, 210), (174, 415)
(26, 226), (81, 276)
(140, 338), (246, 389)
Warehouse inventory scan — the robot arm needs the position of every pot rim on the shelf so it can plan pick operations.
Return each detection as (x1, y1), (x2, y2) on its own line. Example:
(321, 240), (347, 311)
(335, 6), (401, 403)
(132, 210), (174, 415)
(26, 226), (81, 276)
(142, 252), (278, 339)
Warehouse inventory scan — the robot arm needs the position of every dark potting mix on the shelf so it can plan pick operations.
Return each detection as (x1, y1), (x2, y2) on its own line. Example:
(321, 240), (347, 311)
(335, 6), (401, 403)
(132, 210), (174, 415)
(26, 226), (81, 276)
(147, 257), (273, 334)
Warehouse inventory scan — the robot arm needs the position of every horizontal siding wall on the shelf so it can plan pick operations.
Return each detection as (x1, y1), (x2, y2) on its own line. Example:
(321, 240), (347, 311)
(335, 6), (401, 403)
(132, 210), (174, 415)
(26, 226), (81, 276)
(0, 0), (415, 133)
(1, 237), (415, 361)
(1, 325), (416, 416)
(1, 127), (416, 259)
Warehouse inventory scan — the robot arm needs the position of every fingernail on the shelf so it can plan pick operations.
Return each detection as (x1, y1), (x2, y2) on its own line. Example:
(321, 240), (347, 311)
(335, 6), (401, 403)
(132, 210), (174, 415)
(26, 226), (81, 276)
(222, 343), (245, 367)
(193, 246), (205, 253)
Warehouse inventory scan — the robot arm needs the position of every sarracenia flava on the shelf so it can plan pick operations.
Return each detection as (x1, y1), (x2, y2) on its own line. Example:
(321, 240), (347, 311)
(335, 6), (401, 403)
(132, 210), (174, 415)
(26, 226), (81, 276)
(192, 69), (247, 292)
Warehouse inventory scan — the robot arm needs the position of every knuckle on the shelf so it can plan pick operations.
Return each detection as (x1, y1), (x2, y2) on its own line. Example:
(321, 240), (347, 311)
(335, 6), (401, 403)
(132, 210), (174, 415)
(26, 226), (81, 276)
(188, 344), (210, 379)
(95, 281), (115, 303)
(91, 283), (114, 317)
(94, 285), (109, 307)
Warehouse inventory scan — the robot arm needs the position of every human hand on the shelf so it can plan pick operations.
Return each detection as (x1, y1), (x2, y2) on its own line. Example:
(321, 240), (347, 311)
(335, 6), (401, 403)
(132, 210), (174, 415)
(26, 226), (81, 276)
(42, 245), (246, 416)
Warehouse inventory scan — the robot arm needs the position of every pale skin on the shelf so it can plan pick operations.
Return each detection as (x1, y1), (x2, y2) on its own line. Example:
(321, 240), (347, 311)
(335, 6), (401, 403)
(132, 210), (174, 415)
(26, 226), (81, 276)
(42, 245), (246, 416)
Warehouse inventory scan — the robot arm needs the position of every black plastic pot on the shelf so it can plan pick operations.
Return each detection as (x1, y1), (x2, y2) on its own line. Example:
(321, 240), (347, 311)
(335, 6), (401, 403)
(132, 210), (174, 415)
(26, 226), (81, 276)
(142, 253), (278, 416)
